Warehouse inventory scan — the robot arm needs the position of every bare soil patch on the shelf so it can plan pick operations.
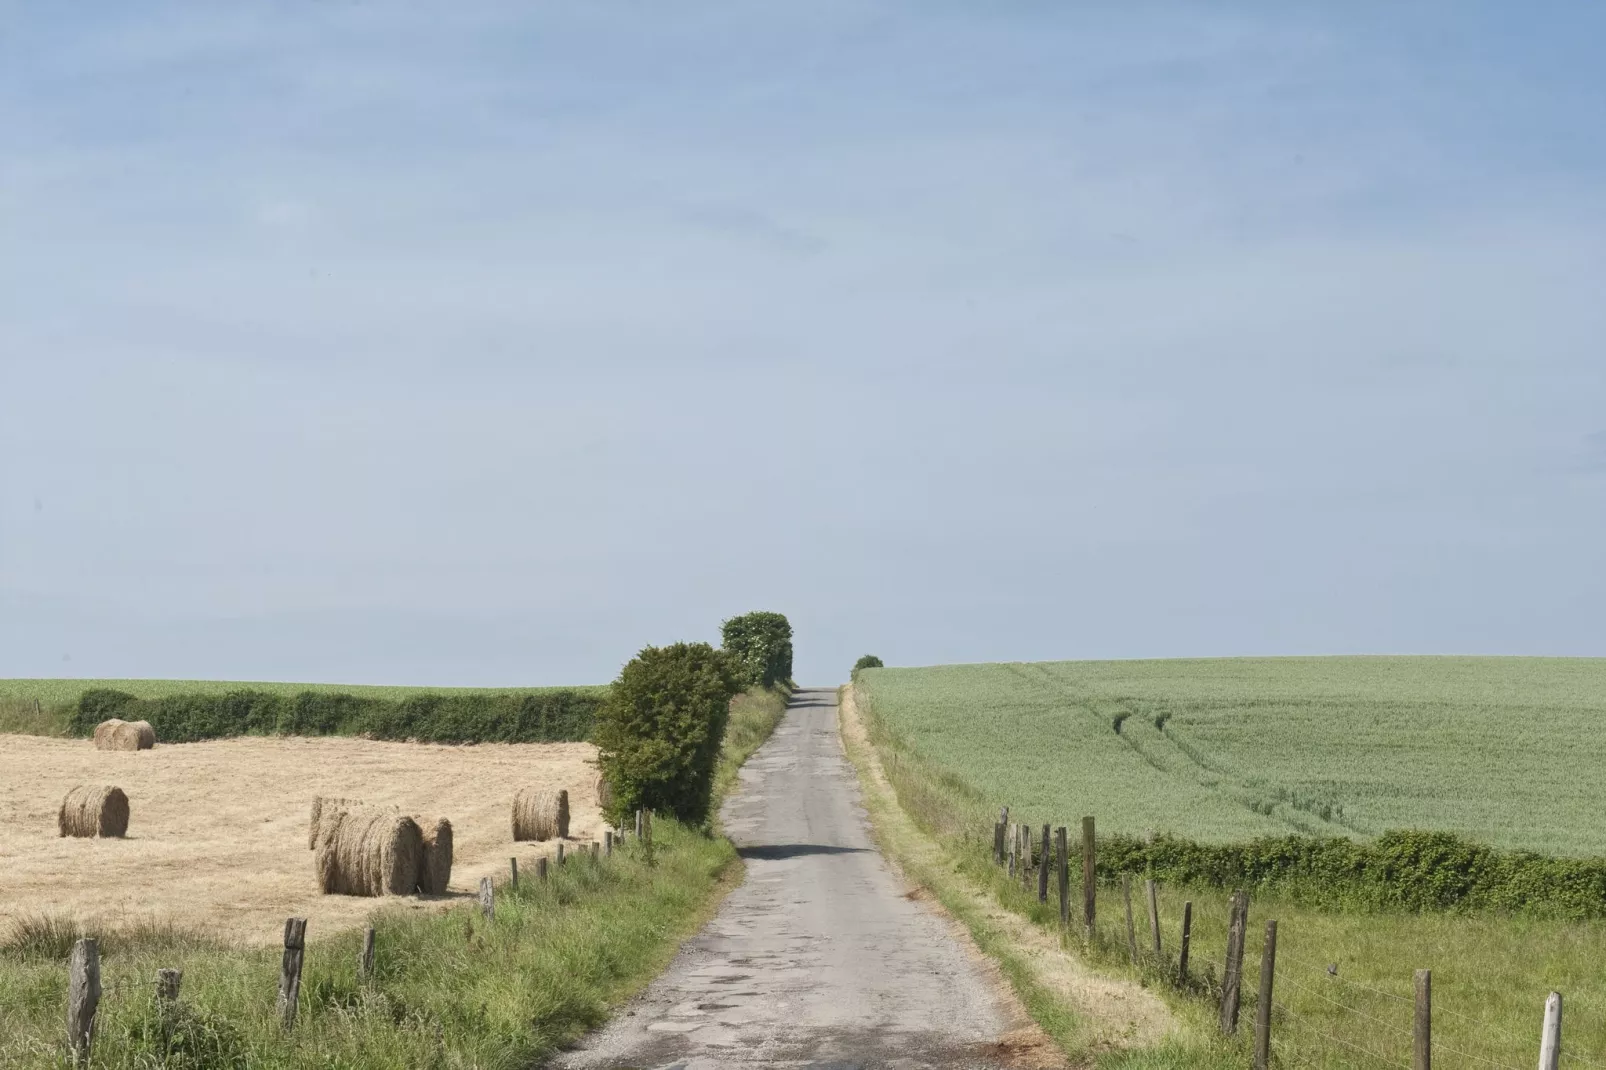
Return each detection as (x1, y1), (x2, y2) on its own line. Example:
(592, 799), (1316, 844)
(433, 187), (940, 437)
(0, 734), (601, 945)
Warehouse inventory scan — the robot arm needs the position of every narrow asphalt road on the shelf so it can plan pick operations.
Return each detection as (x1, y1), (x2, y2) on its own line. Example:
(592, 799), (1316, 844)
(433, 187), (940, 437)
(552, 687), (1019, 1070)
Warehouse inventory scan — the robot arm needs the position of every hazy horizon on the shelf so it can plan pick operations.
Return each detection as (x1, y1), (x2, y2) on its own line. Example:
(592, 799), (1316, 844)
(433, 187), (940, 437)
(4, 3), (1603, 685)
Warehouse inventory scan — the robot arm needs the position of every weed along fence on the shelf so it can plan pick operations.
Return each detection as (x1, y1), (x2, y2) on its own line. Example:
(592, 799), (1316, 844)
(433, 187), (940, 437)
(54, 809), (657, 1066)
(992, 808), (1598, 1070)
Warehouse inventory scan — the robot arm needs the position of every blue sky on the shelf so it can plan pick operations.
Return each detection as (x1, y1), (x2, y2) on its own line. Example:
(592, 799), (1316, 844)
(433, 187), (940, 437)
(2, 2), (1603, 686)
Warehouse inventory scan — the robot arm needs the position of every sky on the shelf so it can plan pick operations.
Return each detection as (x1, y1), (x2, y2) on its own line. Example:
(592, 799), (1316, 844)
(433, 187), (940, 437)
(1, 2), (1603, 686)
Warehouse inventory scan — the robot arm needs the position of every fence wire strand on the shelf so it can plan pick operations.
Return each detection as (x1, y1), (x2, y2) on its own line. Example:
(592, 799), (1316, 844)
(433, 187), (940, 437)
(1273, 999), (1414, 1070)
(1274, 968), (1416, 1040)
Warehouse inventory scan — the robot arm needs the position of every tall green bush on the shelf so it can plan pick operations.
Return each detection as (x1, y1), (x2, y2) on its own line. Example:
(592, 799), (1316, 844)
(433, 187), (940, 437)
(852, 655), (883, 679)
(593, 643), (742, 825)
(720, 611), (793, 688)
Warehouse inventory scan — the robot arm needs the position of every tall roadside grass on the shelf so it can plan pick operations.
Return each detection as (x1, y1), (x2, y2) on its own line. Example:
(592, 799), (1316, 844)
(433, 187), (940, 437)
(0, 696), (72, 736)
(852, 681), (1606, 1068)
(0, 686), (789, 1068)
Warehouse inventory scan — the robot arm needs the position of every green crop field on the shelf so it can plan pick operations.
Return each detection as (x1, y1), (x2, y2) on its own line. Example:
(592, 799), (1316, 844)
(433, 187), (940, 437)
(858, 656), (1606, 856)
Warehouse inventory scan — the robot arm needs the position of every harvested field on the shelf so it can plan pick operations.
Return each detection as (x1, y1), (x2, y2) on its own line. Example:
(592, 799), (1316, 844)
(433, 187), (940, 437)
(0, 734), (600, 945)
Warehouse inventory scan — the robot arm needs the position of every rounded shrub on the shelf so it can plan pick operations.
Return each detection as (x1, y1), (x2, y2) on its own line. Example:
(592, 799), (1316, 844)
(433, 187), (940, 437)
(720, 611), (794, 689)
(593, 642), (743, 826)
(852, 655), (884, 674)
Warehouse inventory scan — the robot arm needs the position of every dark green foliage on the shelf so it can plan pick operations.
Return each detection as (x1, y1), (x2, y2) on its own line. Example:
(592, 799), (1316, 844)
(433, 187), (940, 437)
(852, 655), (884, 677)
(594, 643), (742, 824)
(720, 611), (793, 688)
(1099, 829), (1606, 918)
(71, 688), (604, 744)
(71, 688), (137, 731)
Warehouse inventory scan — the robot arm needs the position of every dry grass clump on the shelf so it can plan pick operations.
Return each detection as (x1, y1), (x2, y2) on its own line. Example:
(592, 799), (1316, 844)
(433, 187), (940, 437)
(308, 795), (360, 849)
(93, 718), (155, 751)
(314, 806), (424, 897)
(417, 817), (454, 895)
(58, 785), (130, 838)
(512, 788), (569, 841)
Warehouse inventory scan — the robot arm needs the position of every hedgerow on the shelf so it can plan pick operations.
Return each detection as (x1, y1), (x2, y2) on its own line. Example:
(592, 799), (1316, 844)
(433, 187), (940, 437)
(70, 687), (603, 744)
(1099, 829), (1606, 918)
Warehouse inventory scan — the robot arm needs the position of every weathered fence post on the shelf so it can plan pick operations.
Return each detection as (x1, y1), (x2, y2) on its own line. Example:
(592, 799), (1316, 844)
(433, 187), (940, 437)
(510, 857), (519, 888)
(591, 841), (600, 860)
(635, 809), (644, 838)
(605, 830), (614, 857)
(1008, 823), (1018, 878)
(1220, 891), (1248, 1035)
(1038, 825), (1051, 903)
(1254, 920), (1277, 1070)
(479, 876), (495, 919)
(1020, 823), (1033, 889)
(994, 820), (1006, 866)
(644, 808), (654, 864)
(1146, 879), (1162, 957)
(279, 918), (307, 1029)
(1179, 901), (1193, 983)
(1081, 816), (1096, 936)
(66, 938), (100, 1066)
(1539, 991), (1562, 1070)
(156, 967), (182, 1005)
(1414, 969), (1431, 1070)
(1055, 826), (1069, 929)
(1122, 875), (1138, 963)
(360, 927), (375, 980)
(557, 842), (566, 865)
(537, 856), (549, 882)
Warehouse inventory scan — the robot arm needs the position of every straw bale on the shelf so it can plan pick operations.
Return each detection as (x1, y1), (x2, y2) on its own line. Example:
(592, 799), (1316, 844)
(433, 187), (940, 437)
(417, 817), (454, 895)
(93, 719), (154, 751)
(512, 787), (569, 841)
(58, 785), (130, 838)
(308, 795), (361, 850)
(314, 806), (423, 897)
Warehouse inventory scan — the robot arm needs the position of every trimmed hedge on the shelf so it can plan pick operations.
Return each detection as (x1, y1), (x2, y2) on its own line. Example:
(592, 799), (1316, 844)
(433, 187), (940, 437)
(71, 688), (603, 745)
(1099, 829), (1606, 919)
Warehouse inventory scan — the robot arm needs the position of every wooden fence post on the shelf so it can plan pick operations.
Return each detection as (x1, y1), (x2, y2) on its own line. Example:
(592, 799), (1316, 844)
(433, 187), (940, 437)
(1220, 891), (1248, 1035)
(479, 877), (495, 919)
(1081, 816), (1096, 936)
(993, 821), (1005, 865)
(67, 938), (100, 1066)
(1254, 920), (1277, 1070)
(591, 842), (600, 860)
(557, 843), (565, 865)
(279, 918), (307, 1029)
(1146, 879), (1162, 957)
(1414, 969), (1431, 1070)
(360, 927), (375, 980)
(605, 830), (614, 857)
(1179, 901), (1193, 983)
(1038, 825), (1051, 902)
(635, 809), (643, 838)
(1539, 992), (1562, 1070)
(1056, 826), (1069, 929)
(1007, 823), (1018, 878)
(537, 856), (549, 882)
(1122, 875), (1138, 962)
(156, 968), (182, 1005)
(510, 857), (519, 888)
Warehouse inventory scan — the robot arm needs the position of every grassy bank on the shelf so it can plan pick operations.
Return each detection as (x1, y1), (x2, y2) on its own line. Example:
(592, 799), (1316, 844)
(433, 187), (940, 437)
(0, 686), (789, 1068)
(851, 674), (1606, 1067)
(713, 684), (790, 810)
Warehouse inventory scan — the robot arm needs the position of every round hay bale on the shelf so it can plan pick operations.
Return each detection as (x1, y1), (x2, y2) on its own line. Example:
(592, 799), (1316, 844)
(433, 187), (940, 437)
(512, 788), (570, 842)
(94, 718), (154, 751)
(313, 806), (424, 897)
(417, 817), (454, 895)
(308, 795), (361, 850)
(58, 785), (130, 838)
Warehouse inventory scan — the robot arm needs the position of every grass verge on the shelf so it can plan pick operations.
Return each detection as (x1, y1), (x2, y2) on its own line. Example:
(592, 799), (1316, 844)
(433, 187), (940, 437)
(0, 686), (790, 1068)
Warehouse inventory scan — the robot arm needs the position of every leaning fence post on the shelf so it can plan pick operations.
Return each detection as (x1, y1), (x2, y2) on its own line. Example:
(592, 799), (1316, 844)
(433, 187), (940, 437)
(1539, 991), (1562, 1070)
(479, 877), (495, 919)
(1254, 920), (1277, 1070)
(1037, 825), (1051, 903)
(1081, 817), (1096, 936)
(1414, 969), (1431, 1070)
(1055, 826), (1069, 929)
(1122, 875), (1138, 963)
(1146, 879), (1162, 958)
(360, 926), (375, 980)
(1220, 891), (1248, 1035)
(279, 918), (307, 1029)
(1179, 901), (1193, 983)
(67, 938), (100, 1066)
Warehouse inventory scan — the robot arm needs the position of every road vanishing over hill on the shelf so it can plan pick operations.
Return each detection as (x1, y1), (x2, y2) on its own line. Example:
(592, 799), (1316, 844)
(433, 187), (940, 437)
(553, 687), (1023, 1070)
